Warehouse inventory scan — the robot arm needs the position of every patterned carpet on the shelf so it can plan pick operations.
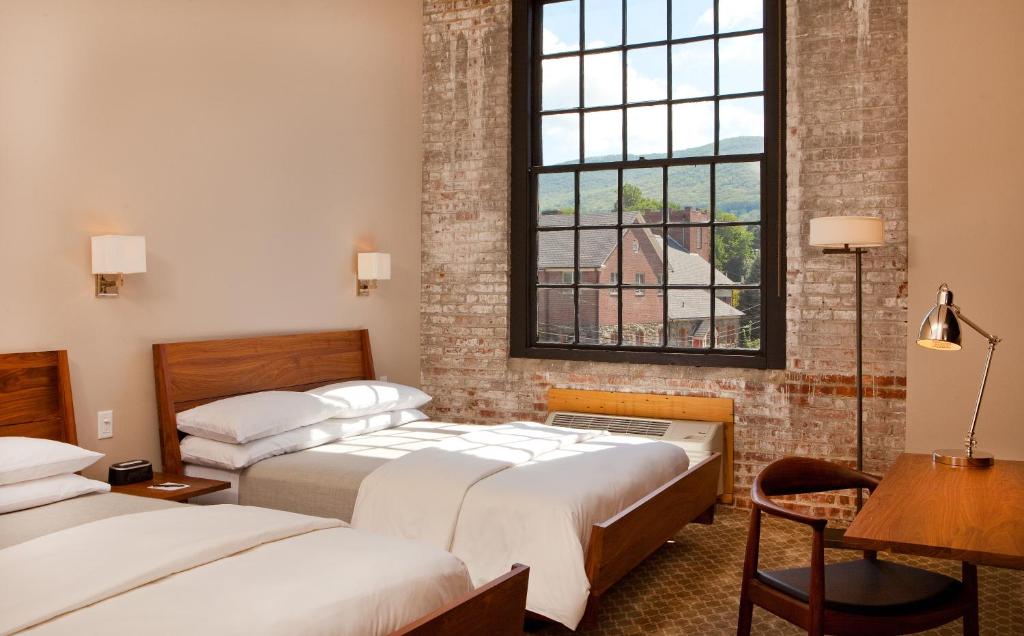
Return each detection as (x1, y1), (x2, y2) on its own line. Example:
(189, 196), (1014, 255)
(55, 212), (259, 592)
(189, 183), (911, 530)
(532, 506), (1023, 635)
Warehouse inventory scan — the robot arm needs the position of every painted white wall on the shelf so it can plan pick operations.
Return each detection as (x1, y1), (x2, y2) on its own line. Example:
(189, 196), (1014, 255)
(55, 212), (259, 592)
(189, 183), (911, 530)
(0, 0), (424, 476)
(907, 0), (1024, 459)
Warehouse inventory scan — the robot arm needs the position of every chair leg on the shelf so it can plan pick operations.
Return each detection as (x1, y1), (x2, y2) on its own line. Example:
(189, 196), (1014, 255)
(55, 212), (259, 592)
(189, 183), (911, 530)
(962, 562), (979, 636)
(736, 593), (753, 636)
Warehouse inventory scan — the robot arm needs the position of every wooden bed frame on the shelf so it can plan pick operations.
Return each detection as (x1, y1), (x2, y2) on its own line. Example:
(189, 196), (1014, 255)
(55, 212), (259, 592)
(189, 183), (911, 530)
(152, 329), (726, 628)
(0, 348), (530, 636)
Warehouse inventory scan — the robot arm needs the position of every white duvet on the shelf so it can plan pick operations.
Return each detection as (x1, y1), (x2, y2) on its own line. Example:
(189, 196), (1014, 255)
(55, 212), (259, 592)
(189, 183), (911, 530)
(351, 422), (690, 628)
(0, 505), (472, 635)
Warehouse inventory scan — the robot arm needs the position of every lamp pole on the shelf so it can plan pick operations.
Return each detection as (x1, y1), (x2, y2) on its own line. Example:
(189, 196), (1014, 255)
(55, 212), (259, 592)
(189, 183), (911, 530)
(823, 245), (866, 510)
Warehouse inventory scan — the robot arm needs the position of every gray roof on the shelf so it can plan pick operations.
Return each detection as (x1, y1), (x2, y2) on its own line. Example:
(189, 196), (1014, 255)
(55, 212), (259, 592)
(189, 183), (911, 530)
(666, 288), (744, 320)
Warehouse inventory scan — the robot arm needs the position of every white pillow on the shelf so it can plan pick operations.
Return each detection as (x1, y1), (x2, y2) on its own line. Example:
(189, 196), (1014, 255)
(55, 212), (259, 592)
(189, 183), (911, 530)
(0, 473), (110, 514)
(181, 408), (428, 470)
(305, 381), (431, 419)
(0, 437), (103, 485)
(176, 391), (339, 444)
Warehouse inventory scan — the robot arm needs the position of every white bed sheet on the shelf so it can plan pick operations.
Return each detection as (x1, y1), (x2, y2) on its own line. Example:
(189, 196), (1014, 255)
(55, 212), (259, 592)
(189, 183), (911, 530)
(183, 463), (240, 504)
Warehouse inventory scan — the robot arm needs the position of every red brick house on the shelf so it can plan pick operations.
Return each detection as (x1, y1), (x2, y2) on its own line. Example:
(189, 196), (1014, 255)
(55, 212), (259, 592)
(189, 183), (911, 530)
(537, 210), (743, 347)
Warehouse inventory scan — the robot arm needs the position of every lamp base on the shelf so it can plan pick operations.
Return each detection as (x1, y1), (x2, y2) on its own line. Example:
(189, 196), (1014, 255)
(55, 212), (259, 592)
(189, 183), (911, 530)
(932, 449), (994, 468)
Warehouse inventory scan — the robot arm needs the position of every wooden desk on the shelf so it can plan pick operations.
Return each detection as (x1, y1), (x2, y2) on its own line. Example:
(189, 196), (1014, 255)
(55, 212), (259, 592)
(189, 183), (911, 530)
(109, 471), (230, 503)
(845, 453), (1024, 569)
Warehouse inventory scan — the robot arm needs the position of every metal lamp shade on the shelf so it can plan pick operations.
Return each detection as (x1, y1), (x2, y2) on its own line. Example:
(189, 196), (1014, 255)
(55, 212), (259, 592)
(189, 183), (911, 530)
(916, 285), (962, 351)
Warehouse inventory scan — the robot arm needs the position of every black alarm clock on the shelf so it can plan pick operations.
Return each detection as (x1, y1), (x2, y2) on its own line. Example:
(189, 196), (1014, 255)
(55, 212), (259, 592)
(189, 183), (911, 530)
(108, 459), (154, 485)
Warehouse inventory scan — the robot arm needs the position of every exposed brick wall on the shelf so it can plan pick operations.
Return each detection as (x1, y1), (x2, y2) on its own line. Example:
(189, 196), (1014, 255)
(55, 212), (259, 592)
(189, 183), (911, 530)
(421, 0), (908, 519)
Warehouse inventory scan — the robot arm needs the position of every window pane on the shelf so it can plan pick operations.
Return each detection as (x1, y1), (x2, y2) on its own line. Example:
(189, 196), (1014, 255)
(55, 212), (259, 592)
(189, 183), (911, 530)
(667, 226), (711, 283)
(622, 226), (663, 292)
(543, 1), (580, 54)
(715, 289), (760, 350)
(716, 160), (760, 221)
(538, 173), (575, 228)
(622, 290), (664, 346)
(580, 170), (619, 225)
(580, 228), (618, 286)
(627, 46), (668, 103)
(719, 96), (763, 152)
(672, 101), (714, 156)
(719, 34), (762, 95)
(542, 113), (580, 165)
(578, 287), (618, 345)
(667, 164), (711, 222)
(537, 288), (576, 343)
(585, 0), (622, 49)
(672, 0), (714, 39)
(542, 57), (580, 111)
(623, 168), (663, 224)
(583, 110), (623, 162)
(626, 0), (667, 45)
(671, 41), (714, 99)
(718, 0), (762, 33)
(714, 224), (760, 285)
(627, 104), (667, 159)
(583, 51), (622, 107)
(537, 230), (574, 283)
(667, 289), (711, 348)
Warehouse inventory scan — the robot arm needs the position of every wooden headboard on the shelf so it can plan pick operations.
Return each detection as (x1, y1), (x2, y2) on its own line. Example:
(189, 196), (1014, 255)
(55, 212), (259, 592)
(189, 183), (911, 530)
(547, 388), (735, 504)
(153, 330), (375, 473)
(0, 350), (78, 444)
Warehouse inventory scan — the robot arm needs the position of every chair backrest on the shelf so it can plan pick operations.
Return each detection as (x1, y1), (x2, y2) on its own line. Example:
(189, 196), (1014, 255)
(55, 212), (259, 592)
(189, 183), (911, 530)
(755, 456), (879, 498)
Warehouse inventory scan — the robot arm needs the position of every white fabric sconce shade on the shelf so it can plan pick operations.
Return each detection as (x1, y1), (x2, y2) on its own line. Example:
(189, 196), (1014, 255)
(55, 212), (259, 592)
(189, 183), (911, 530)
(357, 253), (391, 281)
(808, 216), (885, 248)
(91, 235), (147, 274)
(91, 235), (146, 297)
(356, 252), (390, 296)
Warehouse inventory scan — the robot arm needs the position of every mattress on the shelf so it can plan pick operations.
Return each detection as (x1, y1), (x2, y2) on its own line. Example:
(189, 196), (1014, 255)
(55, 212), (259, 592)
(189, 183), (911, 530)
(237, 421), (484, 521)
(0, 492), (179, 549)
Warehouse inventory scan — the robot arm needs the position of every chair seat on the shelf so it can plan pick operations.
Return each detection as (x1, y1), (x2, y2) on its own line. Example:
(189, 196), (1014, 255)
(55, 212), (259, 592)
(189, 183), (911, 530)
(756, 559), (962, 615)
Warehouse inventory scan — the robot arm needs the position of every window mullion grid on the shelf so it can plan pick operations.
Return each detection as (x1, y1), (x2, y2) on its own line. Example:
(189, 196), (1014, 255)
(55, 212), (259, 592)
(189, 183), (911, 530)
(616, 169), (623, 346)
(573, 173), (581, 344)
(709, 161), (717, 350)
(661, 165), (669, 349)
(540, 90), (762, 117)
(663, 0), (672, 350)
(573, 0), (585, 346)
(708, 0), (720, 350)
(539, 29), (764, 61)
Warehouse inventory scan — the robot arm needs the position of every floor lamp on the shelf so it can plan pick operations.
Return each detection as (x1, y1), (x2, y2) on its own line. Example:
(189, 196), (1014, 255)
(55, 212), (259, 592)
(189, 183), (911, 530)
(809, 215), (885, 511)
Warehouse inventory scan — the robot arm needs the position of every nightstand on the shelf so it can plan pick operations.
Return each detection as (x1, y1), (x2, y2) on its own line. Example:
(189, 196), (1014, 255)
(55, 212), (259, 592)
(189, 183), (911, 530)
(109, 471), (230, 503)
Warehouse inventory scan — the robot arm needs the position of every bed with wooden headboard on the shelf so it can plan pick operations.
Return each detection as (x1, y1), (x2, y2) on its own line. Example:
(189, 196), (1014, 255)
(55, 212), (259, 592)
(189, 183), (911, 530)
(0, 350), (78, 443)
(152, 329), (724, 628)
(0, 347), (530, 636)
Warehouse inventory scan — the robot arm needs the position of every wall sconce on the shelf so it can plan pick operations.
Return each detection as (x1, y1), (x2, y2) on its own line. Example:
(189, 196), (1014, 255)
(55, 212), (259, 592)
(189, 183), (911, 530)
(357, 252), (390, 296)
(91, 235), (146, 297)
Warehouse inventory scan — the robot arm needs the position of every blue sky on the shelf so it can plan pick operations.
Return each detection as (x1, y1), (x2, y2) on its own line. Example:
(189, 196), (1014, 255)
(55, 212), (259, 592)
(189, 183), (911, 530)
(541, 0), (764, 164)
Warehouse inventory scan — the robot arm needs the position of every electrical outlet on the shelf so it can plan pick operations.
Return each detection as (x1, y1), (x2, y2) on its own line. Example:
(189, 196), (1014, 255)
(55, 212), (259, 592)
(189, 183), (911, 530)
(379, 375), (389, 382)
(98, 410), (113, 439)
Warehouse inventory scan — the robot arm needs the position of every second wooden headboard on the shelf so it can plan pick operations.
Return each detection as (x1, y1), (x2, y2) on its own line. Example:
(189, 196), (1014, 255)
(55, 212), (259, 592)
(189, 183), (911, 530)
(153, 330), (375, 473)
(547, 388), (735, 504)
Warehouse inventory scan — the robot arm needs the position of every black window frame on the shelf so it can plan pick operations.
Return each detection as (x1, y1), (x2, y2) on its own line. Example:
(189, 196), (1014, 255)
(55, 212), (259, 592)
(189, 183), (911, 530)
(510, 0), (786, 369)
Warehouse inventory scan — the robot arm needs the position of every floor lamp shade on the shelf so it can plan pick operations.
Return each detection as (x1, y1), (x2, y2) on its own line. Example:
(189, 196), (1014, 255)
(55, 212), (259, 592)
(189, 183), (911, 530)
(809, 216), (885, 248)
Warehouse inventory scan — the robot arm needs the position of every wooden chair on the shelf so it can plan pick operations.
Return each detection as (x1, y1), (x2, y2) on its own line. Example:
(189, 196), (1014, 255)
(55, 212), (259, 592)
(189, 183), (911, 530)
(737, 457), (979, 636)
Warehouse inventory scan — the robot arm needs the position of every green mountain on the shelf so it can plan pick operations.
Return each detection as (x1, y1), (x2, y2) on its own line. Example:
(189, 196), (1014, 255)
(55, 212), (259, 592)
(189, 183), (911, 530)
(538, 136), (763, 221)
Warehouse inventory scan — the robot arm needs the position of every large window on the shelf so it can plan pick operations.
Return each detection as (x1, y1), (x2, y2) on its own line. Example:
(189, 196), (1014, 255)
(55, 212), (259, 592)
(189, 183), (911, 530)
(511, 0), (784, 368)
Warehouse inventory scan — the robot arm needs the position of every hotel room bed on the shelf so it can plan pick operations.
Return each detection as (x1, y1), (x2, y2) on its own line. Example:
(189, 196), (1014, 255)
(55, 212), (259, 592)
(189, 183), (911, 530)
(154, 330), (725, 628)
(0, 349), (529, 636)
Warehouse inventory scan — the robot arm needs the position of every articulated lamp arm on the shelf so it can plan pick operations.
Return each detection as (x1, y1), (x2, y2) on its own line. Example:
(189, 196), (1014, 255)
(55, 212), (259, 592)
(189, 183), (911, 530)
(950, 305), (1000, 457)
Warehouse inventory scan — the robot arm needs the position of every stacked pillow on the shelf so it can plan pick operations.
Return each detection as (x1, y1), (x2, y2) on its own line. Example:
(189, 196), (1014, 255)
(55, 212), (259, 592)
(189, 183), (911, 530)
(0, 437), (109, 514)
(178, 381), (432, 470)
